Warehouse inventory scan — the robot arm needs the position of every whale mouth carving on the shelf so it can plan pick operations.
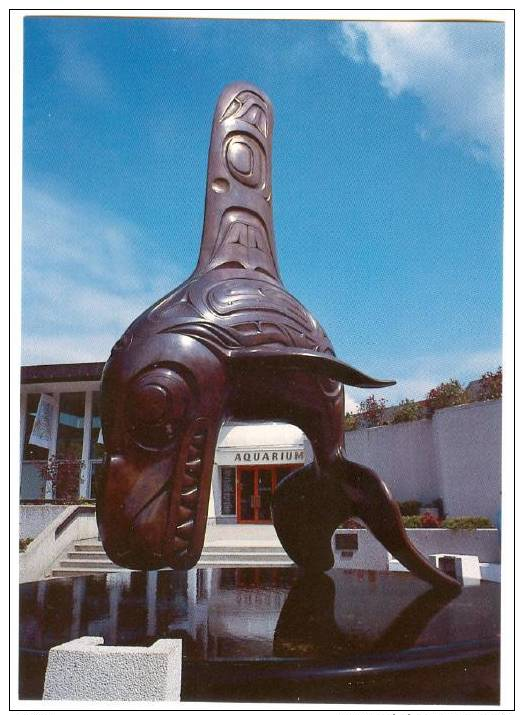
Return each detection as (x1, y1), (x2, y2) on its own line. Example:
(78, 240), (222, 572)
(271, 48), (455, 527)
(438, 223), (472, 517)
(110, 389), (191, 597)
(100, 418), (211, 571)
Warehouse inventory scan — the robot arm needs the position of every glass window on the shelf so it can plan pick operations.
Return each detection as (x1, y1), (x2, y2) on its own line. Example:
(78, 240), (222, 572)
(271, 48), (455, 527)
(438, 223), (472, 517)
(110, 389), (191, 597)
(55, 392), (85, 459)
(22, 393), (50, 461)
(220, 467), (236, 515)
(20, 462), (46, 499)
(90, 391), (104, 460)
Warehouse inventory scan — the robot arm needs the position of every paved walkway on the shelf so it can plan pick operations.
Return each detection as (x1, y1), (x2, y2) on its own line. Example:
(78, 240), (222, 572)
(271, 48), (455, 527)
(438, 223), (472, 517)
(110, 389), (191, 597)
(204, 523), (282, 546)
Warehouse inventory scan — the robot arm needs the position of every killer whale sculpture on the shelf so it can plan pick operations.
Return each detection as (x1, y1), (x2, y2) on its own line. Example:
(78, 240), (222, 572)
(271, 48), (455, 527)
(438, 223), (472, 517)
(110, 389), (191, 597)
(98, 82), (460, 591)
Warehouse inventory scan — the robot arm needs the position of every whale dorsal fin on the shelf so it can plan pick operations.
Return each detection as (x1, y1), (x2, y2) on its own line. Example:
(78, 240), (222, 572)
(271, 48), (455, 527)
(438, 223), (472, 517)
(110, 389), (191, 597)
(195, 82), (281, 281)
(228, 347), (396, 389)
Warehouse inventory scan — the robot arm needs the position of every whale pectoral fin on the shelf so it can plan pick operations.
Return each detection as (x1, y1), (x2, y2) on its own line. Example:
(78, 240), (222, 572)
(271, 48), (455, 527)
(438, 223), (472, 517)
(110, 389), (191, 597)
(229, 348), (395, 388)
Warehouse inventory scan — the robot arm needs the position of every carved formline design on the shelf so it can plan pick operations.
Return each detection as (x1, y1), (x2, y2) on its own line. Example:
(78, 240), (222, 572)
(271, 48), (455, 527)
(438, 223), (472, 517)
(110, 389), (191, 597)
(153, 273), (333, 356)
(225, 133), (267, 191)
(220, 90), (269, 137)
(197, 84), (277, 280)
(208, 208), (276, 276)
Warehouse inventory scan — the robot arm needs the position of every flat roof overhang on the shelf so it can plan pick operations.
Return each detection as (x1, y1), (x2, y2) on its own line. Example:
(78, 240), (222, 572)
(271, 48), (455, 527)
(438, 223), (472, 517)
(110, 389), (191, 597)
(20, 362), (105, 385)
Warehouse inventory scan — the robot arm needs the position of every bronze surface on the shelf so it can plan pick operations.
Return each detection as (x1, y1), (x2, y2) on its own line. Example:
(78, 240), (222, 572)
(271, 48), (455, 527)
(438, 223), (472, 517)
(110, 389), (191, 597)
(98, 83), (460, 591)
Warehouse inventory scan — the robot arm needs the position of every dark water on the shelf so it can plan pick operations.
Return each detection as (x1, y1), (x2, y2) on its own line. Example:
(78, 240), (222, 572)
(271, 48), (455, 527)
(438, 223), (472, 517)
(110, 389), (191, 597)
(20, 567), (500, 703)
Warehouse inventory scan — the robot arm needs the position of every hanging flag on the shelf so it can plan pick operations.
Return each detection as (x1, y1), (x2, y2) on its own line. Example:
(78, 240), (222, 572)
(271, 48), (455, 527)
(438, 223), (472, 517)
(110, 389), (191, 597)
(29, 394), (58, 450)
(97, 428), (104, 445)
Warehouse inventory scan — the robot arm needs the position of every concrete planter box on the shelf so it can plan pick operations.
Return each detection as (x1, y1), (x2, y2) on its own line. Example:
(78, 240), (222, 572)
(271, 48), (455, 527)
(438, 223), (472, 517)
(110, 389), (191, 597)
(406, 528), (500, 563)
(43, 636), (182, 701)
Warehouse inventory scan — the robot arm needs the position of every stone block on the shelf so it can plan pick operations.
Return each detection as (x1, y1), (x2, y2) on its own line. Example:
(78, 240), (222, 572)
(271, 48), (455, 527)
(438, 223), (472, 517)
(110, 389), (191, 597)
(332, 529), (389, 570)
(429, 553), (481, 585)
(43, 636), (182, 701)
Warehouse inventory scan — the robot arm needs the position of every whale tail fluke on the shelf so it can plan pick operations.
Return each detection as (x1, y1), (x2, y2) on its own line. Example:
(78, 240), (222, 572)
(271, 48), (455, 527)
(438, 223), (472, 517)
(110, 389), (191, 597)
(272, 458), (461, 592)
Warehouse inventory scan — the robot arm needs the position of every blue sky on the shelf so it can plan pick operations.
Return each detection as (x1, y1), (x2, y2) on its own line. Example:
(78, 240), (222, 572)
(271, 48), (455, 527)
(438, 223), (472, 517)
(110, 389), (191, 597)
(22, 17), (504, 410)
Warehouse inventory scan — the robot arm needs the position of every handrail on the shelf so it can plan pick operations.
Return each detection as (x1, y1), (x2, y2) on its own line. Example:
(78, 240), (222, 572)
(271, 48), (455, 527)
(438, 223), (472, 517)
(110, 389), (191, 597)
(54, 505), (96, 539)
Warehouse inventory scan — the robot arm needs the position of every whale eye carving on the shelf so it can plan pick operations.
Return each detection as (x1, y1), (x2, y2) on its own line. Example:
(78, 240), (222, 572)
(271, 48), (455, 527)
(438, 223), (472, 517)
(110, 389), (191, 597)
(126, 367), (190, 450)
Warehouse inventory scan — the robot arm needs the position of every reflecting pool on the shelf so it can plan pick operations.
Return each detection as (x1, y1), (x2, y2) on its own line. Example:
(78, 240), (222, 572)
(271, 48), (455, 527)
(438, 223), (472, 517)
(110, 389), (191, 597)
(20, 567), (500, 703)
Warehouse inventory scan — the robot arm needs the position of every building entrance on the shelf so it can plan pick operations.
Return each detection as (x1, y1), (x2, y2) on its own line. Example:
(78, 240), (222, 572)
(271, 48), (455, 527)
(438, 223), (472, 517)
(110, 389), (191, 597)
(236, 465), (300, 523)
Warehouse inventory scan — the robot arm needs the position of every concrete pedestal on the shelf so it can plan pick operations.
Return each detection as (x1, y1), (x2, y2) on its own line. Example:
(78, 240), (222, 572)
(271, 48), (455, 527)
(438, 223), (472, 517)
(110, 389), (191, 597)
(430, 553), (482, 585)
(43, 636), (182, 701)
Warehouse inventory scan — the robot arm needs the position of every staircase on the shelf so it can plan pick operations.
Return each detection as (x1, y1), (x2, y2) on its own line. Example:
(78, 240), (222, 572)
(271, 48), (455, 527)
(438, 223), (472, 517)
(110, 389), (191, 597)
(198, 542), (292, 567)
(50, 538), (125, 578)
(49, 537), (292, 577)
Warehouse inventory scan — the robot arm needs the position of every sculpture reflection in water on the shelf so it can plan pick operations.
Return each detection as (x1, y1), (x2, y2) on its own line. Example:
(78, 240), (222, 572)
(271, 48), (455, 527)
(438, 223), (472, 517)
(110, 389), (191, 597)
(273, 573), (458, 658)
(21, 569), (478, 662)
(98, 82), (459, 591)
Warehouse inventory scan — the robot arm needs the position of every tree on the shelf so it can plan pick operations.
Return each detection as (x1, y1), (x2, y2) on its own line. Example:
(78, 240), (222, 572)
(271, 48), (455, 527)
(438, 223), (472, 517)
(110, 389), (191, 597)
(37, 453), (84, 501)
(478, 366), (502, 401)
(425, 379), (468, 412)
(392, 399), (422, 423)
(359, 395), (386, 427)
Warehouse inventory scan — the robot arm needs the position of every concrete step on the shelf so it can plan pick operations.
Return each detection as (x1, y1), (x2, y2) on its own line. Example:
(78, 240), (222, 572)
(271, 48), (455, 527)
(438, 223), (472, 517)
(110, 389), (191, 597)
(199, 563), (291, 568)
(200, 558), (291, 564)
(50, 536), (293, 579)
(199, 555), (292, 565)
(51, 566), (123, 578)
(67, 550), (109, 560)
(74, 541), (105, 552)
(59, 560), (127, 570)
(203, 544), (284, 553)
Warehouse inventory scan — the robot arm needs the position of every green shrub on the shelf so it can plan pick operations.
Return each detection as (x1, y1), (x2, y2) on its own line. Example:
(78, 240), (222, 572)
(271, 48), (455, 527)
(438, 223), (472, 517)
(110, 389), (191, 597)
(402, 515), (423, 528)
(358, 395), (387, 427)
(402, 515), (493, 529)
(344, 413), (359, 431)
(425, 379), (469, 411)
(392, 399), (423, 423)
(478, 367), (502, 401)
(441, 516), (493, 530)
(19, 537), (33, 552)
(397, 500), (421, 516)
(420, 512), (442, 528)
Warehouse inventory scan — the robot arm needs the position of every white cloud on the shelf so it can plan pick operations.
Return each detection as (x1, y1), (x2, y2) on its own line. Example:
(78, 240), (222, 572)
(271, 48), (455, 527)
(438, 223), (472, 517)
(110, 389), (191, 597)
(21, 185), (180, 365)
(344, 386), (360, 414)
(49, 31), (112, 101)
(339, 21), (504, 166)
(22, 333), (120, 365)
(344, 348), (502, 407)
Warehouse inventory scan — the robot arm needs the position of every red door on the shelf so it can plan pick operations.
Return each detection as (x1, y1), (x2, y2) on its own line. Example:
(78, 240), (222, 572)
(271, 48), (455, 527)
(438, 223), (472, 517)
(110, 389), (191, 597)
(236, 465), (300, 523)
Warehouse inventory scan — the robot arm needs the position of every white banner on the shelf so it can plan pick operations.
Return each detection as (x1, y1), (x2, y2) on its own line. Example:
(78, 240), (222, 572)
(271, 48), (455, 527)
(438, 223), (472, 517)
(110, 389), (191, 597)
(97, 428), (104, 445)
(29, 394), (58, 450)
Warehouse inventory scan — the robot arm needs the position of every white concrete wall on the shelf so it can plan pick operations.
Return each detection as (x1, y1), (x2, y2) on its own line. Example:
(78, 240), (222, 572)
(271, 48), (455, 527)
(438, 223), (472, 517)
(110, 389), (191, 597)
(432, 400), (502, 524)
(20, 505), (68, 539)
(344, 419), (438, 504)
(20, 506), (98, 583)
(302, 399), (501, 522)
